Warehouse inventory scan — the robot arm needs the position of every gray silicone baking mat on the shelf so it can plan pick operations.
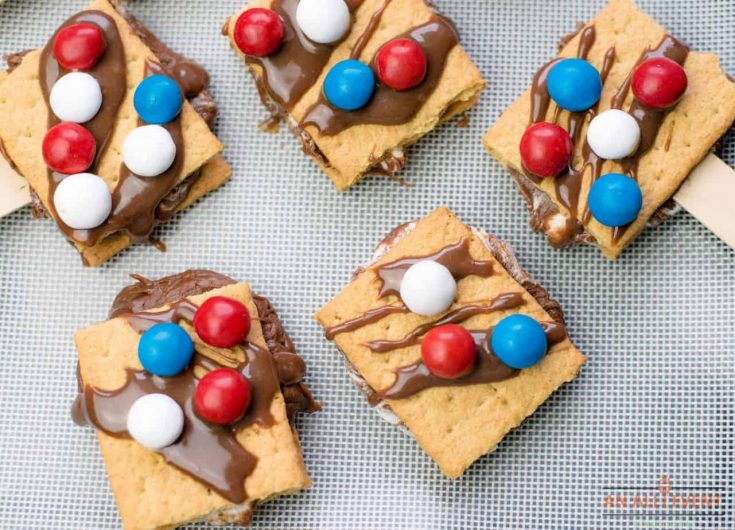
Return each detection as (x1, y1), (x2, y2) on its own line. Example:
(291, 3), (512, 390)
(0, 0), (734, 528)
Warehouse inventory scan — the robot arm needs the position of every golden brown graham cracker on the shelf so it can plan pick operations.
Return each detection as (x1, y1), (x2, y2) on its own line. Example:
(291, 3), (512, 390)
(0, 0), (227, 266)
(225, 0), (485, 190)
(316, 207), (586, 477)
(483, 0), (735, 259)
(75, 281), (311, 530)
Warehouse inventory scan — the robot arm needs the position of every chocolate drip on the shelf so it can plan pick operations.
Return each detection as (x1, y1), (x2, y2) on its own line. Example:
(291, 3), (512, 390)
(325, 304), (409, 339)
(608, 35), (689, 242)
(244, 0), (364, 109)
(351, 0), (392, 60)
(39, 11), (127, 245)
(301, 15), (459, 135)
(379, 321), (567, 399)
(366, 293), (524, 353)
(375, 238), (494, 298)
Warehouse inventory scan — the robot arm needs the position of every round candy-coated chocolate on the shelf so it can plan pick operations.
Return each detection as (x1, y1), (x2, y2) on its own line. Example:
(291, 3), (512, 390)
(193, 296), (251, 349)
(519, 122), (573, 178)
(194, 368), (252, 425)
(234, 8), (285, 57)
(323, 59), (375, 111)
(421, 324), (477, 379)
(586, 109), (641, 160)
(631, 57), (688, 109)
(133, 74), (183, 125)
(491, 314), (547, 369)
(49, 72), (103, 123)
(588, 173), (642, 227)
(138, 322), (195, 377)
(122, 125), (177, 177)
(127, 393), (184, 450)
(547, 58), (602, 112)
(400, 260), (457, 317)
(296, 0), (350, 44)
(42, 122), (96, 174)
(52, 22), (106, 70)
(53, 172), (111, 229)
(375, 38), (427, 91)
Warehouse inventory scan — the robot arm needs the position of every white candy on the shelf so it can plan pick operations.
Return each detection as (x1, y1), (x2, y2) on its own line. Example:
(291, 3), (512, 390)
(122, 125), (176, 177)
(127, 394), (184, 451)
(53, 173), (112, 229)
(586, 109), (641, 160)
(49, 72), (103, 123)
(399, 261), (457, 317)
(296, 0), (350, 44)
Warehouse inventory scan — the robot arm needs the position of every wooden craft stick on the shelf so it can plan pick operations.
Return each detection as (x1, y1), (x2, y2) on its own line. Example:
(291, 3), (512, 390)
(674, 153), (735, 251)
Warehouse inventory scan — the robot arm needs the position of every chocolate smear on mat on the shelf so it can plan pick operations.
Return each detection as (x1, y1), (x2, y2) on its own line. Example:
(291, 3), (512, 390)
(379, 322), (566, 399)
(245, 0), (364, 109)
(301, 15), (459, 135)
(74, 271), (317, 502)
(365, 293), (524, 353)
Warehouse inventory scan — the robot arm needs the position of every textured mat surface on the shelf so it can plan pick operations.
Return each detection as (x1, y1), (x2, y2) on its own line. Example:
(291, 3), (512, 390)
(0, 0), (733, 528)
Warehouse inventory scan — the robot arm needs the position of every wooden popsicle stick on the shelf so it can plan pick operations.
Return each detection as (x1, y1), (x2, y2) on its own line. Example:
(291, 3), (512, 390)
(0, 154), (30, 217)
(674, 153), (735, 251)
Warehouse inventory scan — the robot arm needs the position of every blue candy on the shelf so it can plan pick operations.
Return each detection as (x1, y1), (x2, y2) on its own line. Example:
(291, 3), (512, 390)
(133, 75), (183, 125)
(491, 314), (547, 369)
(323, 59), (375, 111)
(588, 173), (643, 227)
(138, 322), (194, 377)
(547, 58), (602, 112)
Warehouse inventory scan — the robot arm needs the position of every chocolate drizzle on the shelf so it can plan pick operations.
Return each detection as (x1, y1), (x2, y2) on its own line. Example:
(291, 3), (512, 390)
(608, 35), (689, 242)
(325, 304), (409, 340)
(525, 26), (690, 246)
(374, 238), (494, 298)
(379, 321), (567, 399)
(74, 271), (318, 503)
(244, 0), (364, 109)
(301, 15), (459, 135)
(365, 293), (524, 353)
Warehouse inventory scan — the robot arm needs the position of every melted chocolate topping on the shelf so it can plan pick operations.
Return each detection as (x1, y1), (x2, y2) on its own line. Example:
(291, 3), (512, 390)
(39, 12), (211, 248)
(301, 15), (459, 135)
(74, 271), (318, 502)
(39, 11), (127, 246)
(379, 321), (567, 399)
(374, 238), (494, 298)
(525, 27), (690, 246)
(244, 0), (364, 109)
(365, 292), (524, 353)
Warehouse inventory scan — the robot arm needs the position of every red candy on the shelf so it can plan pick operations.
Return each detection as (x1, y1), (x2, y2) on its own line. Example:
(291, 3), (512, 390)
(375, 38), (427, 91)
(42, 122), (96, 174)
(234, 8), (285, 57)
(421, 324), (477, 379)
(632, 57), (688, 109)
(195, 368), (252, 425)
(194, 296), (251, 348)
(52, 22), (106, 71)
(519, 122), (573, 178)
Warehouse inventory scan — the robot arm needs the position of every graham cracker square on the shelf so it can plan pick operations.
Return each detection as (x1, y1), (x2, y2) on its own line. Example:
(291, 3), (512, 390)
(483, 0), (735, 259)
(0, 0), (228, 266)
(316, 207), (586, 477)
(75, 280), (311, 530)
(225, 0), (485, 190)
